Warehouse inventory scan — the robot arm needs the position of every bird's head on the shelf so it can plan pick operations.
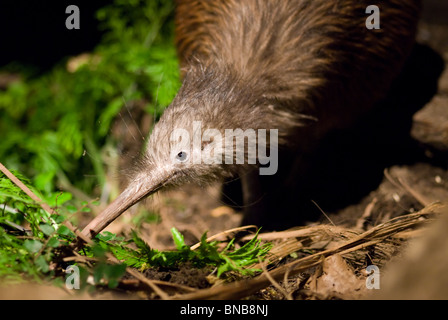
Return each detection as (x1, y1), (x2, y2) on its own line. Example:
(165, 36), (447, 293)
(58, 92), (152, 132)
(82, 65), (261, 237)
(81, 63), (298, 238)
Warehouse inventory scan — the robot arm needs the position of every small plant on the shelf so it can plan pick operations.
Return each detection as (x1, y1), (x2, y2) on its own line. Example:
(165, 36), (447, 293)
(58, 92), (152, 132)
(91, 227), (272, 279)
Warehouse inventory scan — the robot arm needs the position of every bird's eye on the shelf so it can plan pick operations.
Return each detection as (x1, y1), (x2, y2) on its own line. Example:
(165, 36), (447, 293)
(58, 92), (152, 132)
(175, 151), (189, 163)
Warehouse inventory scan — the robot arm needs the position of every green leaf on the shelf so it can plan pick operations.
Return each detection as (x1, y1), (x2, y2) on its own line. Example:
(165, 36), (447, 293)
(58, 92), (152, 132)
(35, 255), (49, 273)
(39, 223), (55, 236)
(57, 225), (72, 236)
(65, 205), (78, 213)
(57, 225), (76, 240)
(105, 263), (127, 289)
(47, 237), (60, 248)
(93, 263), (127, 289)
(92, 244), (108, 259)
(171, 227), (186, 250)
(96, 231), (116, 242)
(45, 192), (72, 207)
(50, 214), (66, 224)
(24, 239), (43, 253)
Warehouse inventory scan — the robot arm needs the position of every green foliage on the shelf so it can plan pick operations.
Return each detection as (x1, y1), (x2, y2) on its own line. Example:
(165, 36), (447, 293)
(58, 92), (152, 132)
(93, 262), (127, 289)
(92, 228), (273, 278)
(0, 171), (76, 283)
(0, 169), (126, 289)
(0, 0), (181, 197)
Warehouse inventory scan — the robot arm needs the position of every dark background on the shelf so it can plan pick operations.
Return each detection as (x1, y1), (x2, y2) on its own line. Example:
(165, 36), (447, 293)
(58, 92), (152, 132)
(0, 1), (111, 72)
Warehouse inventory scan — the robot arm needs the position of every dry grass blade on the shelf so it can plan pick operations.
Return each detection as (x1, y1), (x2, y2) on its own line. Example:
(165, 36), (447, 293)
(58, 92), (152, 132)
(241, 225), (354, 242)
(258, 257), (292, 300)
(383, 168), (431, 206)
(190, 225), (257, 250)
(172, 202), (445, 300)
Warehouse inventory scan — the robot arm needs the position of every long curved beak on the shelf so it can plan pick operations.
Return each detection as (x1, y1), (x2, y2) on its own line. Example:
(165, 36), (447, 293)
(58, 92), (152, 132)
(81, 174), (167, 239)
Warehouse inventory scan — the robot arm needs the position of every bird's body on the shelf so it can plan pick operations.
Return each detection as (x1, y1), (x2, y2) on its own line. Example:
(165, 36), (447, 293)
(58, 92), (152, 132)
(174, 0), (421, 135)
(83, 0), (422, 237)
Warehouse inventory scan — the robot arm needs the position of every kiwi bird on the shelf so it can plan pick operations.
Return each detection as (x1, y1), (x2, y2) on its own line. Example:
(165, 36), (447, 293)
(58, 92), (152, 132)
(82, 0), (421, 238)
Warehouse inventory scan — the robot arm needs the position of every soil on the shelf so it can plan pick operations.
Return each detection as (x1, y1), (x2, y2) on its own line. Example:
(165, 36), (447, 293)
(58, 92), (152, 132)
(141, 263), (214, 290)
